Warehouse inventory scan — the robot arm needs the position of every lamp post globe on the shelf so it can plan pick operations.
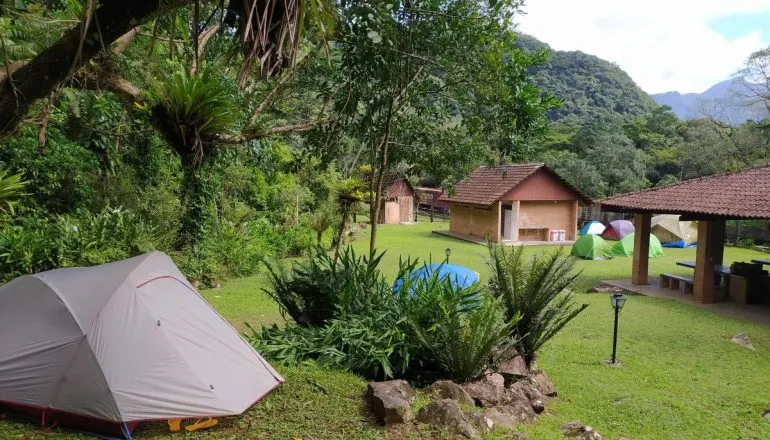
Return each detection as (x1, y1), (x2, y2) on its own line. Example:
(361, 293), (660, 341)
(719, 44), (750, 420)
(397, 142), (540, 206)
(608, 293), (626, 365)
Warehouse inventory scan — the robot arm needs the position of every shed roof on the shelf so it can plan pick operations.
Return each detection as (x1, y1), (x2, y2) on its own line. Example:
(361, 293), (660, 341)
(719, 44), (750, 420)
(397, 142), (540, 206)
(601, 165), (770, 219)
(441, 163), (591, 207)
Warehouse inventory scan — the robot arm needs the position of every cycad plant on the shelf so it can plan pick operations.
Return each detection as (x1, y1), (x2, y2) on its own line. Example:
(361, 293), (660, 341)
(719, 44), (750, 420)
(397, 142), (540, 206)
(399, 267), (517, 380)
(487, 244), (588, 367)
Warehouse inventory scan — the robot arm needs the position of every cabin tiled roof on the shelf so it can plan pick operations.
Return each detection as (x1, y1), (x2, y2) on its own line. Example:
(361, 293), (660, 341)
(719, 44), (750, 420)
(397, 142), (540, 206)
(601, 165), (770, 219)
(441, 163), (591, 206)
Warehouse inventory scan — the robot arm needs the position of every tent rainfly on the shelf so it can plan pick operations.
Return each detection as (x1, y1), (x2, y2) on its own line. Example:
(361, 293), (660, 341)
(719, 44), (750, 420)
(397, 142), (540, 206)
(601, 219), (635, 241)
(609, 233), (664, 258)
(0, 252), (283, 438)
(571, 234), (610, 260)
(579, 220), (606, 236)
(651, 214), (698, 246)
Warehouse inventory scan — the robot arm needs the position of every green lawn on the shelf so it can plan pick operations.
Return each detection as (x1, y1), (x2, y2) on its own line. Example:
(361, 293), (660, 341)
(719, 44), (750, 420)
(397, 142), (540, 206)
(2, 221), (770, 439)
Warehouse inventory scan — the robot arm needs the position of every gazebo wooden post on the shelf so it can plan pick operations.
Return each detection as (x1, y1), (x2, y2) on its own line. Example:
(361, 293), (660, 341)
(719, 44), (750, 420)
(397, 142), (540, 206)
(693, 220), (725, 303)
(495, 201), (502, 243)
(632, 213), (651, 285)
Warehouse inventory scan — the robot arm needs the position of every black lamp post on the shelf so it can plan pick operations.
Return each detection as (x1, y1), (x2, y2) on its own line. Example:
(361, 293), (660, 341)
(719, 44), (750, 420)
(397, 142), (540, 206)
(608, 293), (626, 365)
(445, 248), (452, 264)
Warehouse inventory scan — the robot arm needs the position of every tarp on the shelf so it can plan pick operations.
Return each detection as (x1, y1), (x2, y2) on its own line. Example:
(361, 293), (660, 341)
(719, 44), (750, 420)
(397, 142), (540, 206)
(651, 215), (698, 245)
(661, 240), (697, 248)
(571, 234), (610, 260)
(0, 252), (283, 437)
(601, 220), (635, 241)
(609, 233), (665, 258)
(579, 220), (606, 236)
(392, 263), (480, 293)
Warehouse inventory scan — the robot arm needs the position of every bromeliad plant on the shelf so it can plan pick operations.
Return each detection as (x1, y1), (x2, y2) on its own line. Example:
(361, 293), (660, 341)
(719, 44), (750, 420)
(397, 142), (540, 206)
(487, 243), (588, 367)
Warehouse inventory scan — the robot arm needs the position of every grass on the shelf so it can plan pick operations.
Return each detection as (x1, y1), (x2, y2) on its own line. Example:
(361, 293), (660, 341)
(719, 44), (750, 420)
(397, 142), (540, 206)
(2, 220), (770, 439)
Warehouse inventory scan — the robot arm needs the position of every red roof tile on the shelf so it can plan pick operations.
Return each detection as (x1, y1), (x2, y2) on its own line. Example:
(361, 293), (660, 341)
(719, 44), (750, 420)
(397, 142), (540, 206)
(441, 163), (590, 206)
(601, 165), (770, 219)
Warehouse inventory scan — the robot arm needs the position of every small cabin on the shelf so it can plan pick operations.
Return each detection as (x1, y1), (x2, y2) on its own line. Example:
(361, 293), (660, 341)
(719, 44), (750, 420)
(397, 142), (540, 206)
(440, 164), (591, 243)
(378, 178), (415, 224)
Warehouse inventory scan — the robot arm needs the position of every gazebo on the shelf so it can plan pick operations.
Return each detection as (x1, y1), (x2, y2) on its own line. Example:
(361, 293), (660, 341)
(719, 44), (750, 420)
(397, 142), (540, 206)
(601, 165), (770, 304)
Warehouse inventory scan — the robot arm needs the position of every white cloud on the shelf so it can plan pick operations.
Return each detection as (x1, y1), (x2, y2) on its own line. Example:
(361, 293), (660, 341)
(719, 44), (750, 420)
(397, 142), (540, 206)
(516, 0), (770, 94)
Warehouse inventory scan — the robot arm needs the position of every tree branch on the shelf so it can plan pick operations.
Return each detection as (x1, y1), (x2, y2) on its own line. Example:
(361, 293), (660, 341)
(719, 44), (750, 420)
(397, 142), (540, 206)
(218, 118), (335, 144)
(247, 43), (320, 127)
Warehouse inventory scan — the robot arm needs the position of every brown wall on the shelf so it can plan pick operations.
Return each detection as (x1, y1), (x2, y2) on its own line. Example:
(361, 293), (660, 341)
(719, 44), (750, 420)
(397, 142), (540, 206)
(502, 169), (578, 201)
(448, 203), (500, 241)
(516, 200), (578, 241)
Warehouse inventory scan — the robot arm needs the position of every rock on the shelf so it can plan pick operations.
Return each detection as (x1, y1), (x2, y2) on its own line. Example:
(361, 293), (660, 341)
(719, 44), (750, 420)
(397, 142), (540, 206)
(508, 380), (545, 414)
(428, 380), (475, 406)
(462, 373), (506, 407)
(483, 407), (517, 429)
(763, 409), (770, 420)
(498, 356), (529, 378)
(560, 420), (604, 439)
(464, 410), (494, 435)
(731, 332), (755, 350)
(416, 399), (480, 439)
(530, 371), (557, 397)
(367, 380), (415, 425)
(588, 282), (624, 294)
(495, 399), (537, 424)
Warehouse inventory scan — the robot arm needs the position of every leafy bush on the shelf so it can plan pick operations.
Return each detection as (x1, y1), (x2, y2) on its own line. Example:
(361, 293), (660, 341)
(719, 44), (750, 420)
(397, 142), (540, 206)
(254, 248), (517, 381)
(249, 302), (411, 379)
(0, 224), (55, 281)
(262, 246), (390, 327)
(0, 207), (156, 281)
(487, 244), (588, 367)
(399, 271), (516, 380)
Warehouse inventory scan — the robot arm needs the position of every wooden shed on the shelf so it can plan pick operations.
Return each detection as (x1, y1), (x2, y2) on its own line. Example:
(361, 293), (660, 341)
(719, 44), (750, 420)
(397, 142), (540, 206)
(378, 178), (415, 224)
(440, 164), (591, 243)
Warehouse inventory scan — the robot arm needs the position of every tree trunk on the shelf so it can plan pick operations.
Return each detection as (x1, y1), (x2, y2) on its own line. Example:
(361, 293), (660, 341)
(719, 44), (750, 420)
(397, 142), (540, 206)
(333, 203), (351, 262)
(0, 0), (186, 135)
(368, 103), (394, 257)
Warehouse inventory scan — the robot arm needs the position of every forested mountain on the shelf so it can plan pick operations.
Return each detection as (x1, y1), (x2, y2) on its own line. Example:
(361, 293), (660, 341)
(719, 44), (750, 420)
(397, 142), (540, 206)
(652, 78), (770, 124)
(516, 34), (656, 123)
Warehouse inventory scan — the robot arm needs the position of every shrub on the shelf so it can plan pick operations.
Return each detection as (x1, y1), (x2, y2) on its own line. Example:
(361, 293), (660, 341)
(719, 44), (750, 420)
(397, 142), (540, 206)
(249, 302), (411, 380)
(487, 244), (588, 367)
(0, 224), (55, 281)
(254, 249), (517, 381)
(397, 268), (515, 380)
(262, 246), (390, 327)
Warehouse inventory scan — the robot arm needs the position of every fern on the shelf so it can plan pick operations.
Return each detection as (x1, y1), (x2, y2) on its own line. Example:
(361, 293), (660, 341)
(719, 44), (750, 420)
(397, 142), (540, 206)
(487, 243), (588, 367)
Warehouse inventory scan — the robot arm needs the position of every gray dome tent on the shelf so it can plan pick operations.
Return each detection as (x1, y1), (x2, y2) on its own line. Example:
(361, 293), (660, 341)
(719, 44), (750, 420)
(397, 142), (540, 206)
(0, 252), (282, 438)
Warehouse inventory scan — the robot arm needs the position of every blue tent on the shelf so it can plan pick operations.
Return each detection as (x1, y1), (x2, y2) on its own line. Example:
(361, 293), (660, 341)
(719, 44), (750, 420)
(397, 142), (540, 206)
(392, 263), (480, 294)
(579, 220), (606, 236)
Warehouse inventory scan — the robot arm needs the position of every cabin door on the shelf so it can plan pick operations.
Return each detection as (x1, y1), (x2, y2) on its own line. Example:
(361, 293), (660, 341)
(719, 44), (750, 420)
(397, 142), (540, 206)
(502, 207), (513, 240)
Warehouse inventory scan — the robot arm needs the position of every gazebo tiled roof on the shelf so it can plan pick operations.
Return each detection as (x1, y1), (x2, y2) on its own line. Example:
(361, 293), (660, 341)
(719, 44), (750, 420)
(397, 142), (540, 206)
(441, 163), (591, 206)
(601, 165), (770, 219)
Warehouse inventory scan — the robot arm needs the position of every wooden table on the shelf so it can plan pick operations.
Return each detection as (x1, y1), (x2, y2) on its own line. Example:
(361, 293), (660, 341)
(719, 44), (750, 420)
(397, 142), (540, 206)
(676, 261), (731, 275)
(676, 261), (731, 293)
(751, 258), (770, 266)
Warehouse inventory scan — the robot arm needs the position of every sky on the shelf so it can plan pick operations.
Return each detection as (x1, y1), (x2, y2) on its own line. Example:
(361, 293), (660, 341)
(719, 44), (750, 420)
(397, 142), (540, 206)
(516, 0), (770, 94)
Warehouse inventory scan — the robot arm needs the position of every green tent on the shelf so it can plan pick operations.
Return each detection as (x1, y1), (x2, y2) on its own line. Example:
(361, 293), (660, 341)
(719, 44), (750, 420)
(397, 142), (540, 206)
(609, 233), (664, 258)
(571, 234), (610, 260)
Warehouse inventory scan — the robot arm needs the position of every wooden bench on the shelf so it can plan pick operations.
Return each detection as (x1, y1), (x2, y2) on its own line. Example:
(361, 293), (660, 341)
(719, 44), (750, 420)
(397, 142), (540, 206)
(660, 273), (694, 293)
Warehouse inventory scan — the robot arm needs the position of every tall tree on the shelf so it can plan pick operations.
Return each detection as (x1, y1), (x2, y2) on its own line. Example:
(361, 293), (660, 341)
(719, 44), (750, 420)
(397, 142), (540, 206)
(324, 0), (554, 254)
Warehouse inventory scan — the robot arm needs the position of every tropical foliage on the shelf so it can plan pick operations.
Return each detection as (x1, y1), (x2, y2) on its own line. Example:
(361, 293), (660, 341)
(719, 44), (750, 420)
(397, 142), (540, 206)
(252, 246), (518, 381)
(487, 244), (588, 367)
